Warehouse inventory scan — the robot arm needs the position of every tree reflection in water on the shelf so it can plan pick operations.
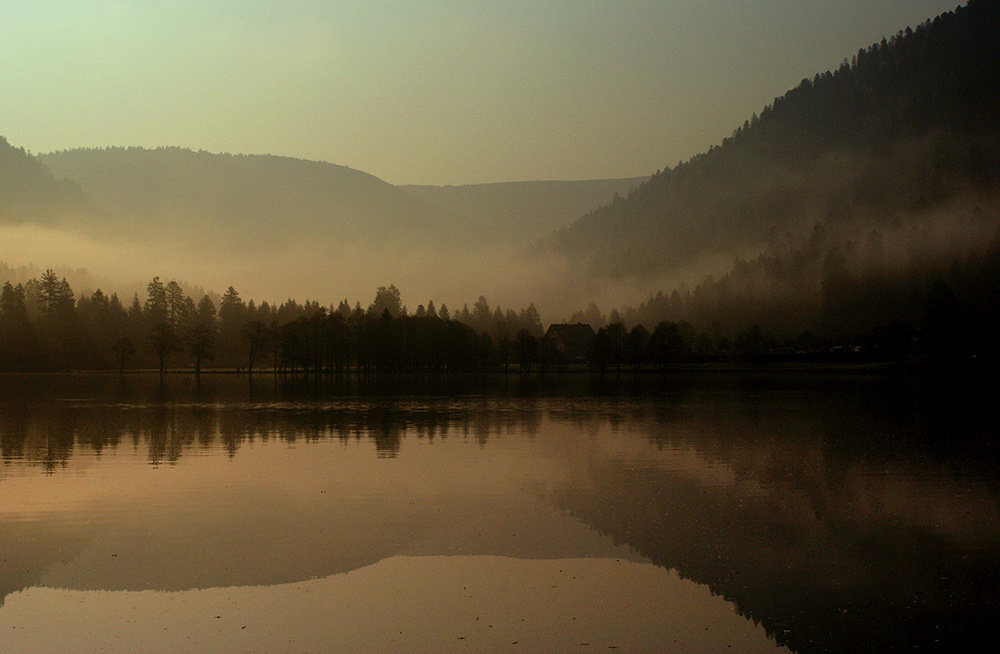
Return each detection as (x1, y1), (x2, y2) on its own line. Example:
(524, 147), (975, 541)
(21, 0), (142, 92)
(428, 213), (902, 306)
(1, 372), (998, 652)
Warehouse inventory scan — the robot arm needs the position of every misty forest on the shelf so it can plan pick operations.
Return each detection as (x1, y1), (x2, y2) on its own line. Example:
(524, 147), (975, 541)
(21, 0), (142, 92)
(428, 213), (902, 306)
(4, 1), (999, 375)
(4, 3), (1000, 654)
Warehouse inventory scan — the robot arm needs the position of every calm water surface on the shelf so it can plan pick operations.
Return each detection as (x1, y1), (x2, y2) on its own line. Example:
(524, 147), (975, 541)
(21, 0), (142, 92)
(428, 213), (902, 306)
(1, 373), (997, 652)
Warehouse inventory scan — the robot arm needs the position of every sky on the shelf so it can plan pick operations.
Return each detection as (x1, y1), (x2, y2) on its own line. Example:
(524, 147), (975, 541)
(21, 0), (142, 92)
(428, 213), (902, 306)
(1, 0), (961, 186)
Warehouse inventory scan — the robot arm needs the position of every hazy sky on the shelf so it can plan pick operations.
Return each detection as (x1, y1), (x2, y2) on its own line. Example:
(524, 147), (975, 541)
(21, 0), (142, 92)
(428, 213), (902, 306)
(2, 1), (959, 185)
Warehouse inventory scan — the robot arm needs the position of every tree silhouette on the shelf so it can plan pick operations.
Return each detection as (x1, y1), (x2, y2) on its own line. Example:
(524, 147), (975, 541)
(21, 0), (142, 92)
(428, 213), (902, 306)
(588, 328), (613, 373)
(218, 286), (245, 366)
(648, 322), (685, 370)
(186, 296), (216, 374)
(145, 277), (168, 325)
(242, 320), (268, 373)
(40, 273), (72, 315)
(112, 335), (136, 373)
(605, 322), (626, 373)
(515, 329), (538, 372)
(0, 282), (35, 370)
(369, 285), (403, 318)
(165, 280), (187, 328)
(149, 322), (179, 373)
(519, 303), (544, 338)
(625, 324), (650, 371)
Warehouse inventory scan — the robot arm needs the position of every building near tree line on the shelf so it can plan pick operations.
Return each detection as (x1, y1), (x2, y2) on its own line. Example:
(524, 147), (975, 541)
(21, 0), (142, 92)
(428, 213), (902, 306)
(543, 323), (596, 363)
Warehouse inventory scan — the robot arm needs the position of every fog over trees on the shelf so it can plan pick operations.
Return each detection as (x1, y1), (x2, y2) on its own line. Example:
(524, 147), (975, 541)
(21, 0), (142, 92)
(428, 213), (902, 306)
(552, 1), (1000, 276)
(0, 264), (993, 373)
(0, 136), (90, 223)
(0, 275), (558, 373)
(6, 144), (643, 313)
(2, 1), (998, 369)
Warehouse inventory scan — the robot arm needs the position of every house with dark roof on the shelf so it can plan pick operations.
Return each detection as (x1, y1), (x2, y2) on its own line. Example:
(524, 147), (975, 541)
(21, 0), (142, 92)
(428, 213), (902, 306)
(543, 323), (595, 363)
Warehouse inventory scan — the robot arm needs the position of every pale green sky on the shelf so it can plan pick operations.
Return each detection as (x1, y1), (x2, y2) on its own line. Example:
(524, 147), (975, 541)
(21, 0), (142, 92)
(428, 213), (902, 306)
(1, 1), (960, 185)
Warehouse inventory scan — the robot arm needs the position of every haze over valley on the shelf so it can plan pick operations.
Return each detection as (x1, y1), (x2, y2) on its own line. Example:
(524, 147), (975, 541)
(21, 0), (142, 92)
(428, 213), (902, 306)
(2, 0), (998, 360)
(4, 5), (1000, 653)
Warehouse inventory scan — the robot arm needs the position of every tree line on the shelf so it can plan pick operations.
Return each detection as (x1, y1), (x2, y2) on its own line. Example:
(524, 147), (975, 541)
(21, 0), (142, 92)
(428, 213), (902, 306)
(569, 223), (1000, 370)
(3, 240), (994, 374)
(0, 276), (550, 373)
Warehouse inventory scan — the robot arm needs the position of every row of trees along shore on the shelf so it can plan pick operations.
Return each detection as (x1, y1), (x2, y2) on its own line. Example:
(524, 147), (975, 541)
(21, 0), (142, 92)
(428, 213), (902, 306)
(0, 277), (553, 373)
(1, 262), (994, 373)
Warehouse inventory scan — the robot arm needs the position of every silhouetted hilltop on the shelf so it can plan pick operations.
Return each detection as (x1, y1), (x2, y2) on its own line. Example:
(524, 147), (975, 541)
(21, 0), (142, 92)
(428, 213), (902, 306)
(551, 0), (1000, 279)
(402, 177), (647, 243)
(0, 136), (91, 223)
(38, 146), (462, 250)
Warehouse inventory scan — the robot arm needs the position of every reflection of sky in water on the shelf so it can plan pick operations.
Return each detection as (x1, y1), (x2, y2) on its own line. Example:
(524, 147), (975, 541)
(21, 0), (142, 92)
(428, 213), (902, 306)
(2, 556), (785, 653)
(1, 374), (998, 652)
(0, 404), (788, 652)
(5, 433), (645, 593)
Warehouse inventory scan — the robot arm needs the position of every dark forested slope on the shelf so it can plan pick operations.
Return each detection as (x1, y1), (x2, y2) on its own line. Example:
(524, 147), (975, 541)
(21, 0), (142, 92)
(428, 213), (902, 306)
(551, 0), (1000, 280)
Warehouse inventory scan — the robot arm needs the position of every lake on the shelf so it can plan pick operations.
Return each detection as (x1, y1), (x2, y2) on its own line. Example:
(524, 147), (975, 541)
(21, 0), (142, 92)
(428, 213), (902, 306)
(1, 372), (997, 653)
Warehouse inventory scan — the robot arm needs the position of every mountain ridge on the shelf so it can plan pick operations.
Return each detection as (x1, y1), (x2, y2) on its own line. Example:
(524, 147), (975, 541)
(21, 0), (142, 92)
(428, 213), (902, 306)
(35, 145), (646, 250)
(400, 177), (647, 243)
(0, 136), (91, 222)
(549, 0), (1000, 281)
(38, 146), (458, 249)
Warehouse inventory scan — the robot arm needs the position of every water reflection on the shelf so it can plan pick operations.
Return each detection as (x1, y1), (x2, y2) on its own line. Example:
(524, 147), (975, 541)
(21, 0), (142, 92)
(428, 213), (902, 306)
(1, 372), (998, 652)
(1, 557), (784, 654)
(1, 394), (547, 467)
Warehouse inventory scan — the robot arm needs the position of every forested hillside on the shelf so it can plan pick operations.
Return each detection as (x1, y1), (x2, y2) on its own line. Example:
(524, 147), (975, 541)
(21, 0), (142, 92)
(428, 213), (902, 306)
(6, 2), (1000, 360)
(24, 143), (648, 311)
(0, 136), (90, 223)
(37, 147), (647, 250)
(545, 1), (1000, 362)
(552, 0), (1000, 279)
(38, 147), (460, 250)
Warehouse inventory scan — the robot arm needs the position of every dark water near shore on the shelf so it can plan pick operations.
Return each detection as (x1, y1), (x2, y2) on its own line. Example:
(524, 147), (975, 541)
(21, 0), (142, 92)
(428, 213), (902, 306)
(1, 372), (997, 652)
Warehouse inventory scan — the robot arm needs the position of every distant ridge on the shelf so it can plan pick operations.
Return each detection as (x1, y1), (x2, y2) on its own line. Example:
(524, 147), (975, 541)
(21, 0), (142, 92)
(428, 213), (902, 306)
(38, 146), (457, 250)
(401, 177), (647, 243)
(36, 146), (643, 250)
(0, 136), (90, 222)
(550, 0), (1000, 279)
